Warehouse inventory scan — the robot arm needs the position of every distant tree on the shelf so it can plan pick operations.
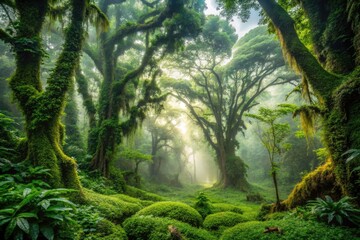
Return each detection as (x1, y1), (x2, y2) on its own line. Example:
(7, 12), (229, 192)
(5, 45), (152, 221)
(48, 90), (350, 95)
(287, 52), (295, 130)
(74, 0), (204, 178)
(164, 23), (297, 189)
(247, 105), (294, 206)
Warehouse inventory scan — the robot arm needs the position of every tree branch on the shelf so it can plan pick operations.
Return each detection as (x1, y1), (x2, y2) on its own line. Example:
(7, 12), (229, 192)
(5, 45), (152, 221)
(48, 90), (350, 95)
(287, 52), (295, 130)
(257, 0), (341, 100)
(0, 28), (13, 44)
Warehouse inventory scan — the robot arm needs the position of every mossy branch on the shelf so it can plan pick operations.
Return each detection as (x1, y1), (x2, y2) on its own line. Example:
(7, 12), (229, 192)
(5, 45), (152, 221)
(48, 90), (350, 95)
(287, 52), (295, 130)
(105, 0), (179, 47)
(40, 0), (86, 123)
(257, 0), (342, 101)
(0, 28), (13, 44)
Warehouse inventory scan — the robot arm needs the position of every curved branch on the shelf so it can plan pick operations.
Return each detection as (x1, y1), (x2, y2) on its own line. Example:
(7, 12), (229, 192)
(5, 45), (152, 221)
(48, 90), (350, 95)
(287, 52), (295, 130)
(257, 0), (341, 100)
(0, 28), (13, 44)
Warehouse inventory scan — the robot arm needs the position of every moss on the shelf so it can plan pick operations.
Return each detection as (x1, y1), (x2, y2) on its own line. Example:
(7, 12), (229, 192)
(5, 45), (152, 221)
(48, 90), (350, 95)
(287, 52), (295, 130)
(212, 203), (244, 214)
(204, 212), (249, 231)
(84, 219), (127, 240)
(220, 218), (360, 240)
(125, 185), (165, 201)
(84, 189), (141, 222)
(112, 193), (154, 206)
(257, 204), (272, 221)
(283, 160), (341, 209)
(109, 166), (127, 193)
(135, 201), (203, 227)
(123, 216), (216, 240)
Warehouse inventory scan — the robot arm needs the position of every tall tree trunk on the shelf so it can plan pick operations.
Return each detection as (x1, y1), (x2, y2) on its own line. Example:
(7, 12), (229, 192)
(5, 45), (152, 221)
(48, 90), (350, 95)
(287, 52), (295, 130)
(258, 0), (360, 205)
(75, 67), (97, 154)
(215, 141), (249, 190)
(9, 0), (86, 194)
(90, 43), (118, 176)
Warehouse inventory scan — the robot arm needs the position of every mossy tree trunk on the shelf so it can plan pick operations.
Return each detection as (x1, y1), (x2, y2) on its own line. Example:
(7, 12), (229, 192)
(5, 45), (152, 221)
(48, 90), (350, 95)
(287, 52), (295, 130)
(258, 0), (360, 205)
(87, 0), (203, 177)
(3, 0), (87, 193)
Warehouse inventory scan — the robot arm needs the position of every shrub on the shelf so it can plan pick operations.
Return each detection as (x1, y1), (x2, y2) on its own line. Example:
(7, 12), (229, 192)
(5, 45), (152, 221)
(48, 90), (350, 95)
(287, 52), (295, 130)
(246, 192), (264, 202)
(264, 212), (289, 221)
(84, 189), (141, 222)
(256, 203), (272, 221)
(194, 192), (212, 218)
(220, 217), (360, 240)
(212, 203), (243, 214)
(125, 186), (164, 202)
(308, 195), (360, 226)
(0, 185), (77, 240)
(83, 219), (127, 240)
(204, 212), (248, 230)
(123, 215), (216, 240)
(135, 201), (203, 227)
(0, 160), (77, 240)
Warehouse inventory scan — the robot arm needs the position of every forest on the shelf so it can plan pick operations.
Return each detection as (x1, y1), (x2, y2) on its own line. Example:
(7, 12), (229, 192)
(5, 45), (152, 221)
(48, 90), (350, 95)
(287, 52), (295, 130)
(0, 0), (360, 239)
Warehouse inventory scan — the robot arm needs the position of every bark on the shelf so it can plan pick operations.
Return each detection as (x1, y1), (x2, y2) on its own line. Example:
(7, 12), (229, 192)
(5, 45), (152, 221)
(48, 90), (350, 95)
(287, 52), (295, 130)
(7, 0), (87, 196)
(258, 0), (360, 206)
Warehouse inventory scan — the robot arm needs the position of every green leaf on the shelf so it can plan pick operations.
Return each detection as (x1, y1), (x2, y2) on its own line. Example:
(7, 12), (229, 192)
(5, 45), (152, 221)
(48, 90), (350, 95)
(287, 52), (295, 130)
(29, 223), (39, 240)
(0, 217), (11, 226)
(14, 230), (24, 240)
(46, 206), (73, 212)
(0, 208), (15, 215)
(40, 200), (50, 210)
(335, 214), (343, 225)
(16, 217), (30, 234)
(40, 225), (54, 240)
(5, 218), (17, 239)
(17, 212), (38, 219)
(44, 213), (64, 221)
(23, 188), (32, 197)
(47, 198), (76, 207)
(16, 192), (39, 212)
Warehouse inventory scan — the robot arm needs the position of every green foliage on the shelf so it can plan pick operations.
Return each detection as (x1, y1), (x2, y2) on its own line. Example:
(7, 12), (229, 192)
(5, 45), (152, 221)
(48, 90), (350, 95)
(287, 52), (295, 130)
(119, 148), (152, 162)
(256, 203), (272, 221)
(82, 219), (127, 240)
(0, 113), (19, 159)
(0, 160), (77, 240)
(221, 217), (360, 240)
(246, 192), (264, 203)
(125, 186), (165, 202)
(212, 203), (244, 215)
(73, 205), (103, 236)
(123, 215), (216, 240)
(343, 149), (360, 178)
(308, 195), (360, 226)
(203, 212), (248, 230)
(194, 192), (212, 218)
(79, 171), (117, 195)
(247, 105), (293, 203)
(135, 201), (203, 227)
(83, 189), (141, 222)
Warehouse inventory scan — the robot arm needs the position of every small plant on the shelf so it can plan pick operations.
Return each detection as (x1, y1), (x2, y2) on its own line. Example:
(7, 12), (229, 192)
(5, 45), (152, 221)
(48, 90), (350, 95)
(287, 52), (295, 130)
(194, 192), (212, 218)
(0, 188), (77, 240)
(0, 160), (77, 239)
(307, 195), (360, 226)
(74, 205), (103, 235)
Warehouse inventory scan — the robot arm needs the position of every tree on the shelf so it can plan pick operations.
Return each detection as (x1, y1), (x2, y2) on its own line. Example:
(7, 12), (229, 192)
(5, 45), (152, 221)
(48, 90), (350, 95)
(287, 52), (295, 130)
(144, 111), (177, 181)
(217, 0), (360, 205)
(0, 0), (90, 193)
(164, 22), (297, 189)
(119, 147), (152, 186)
(75, 0), (204, 178)
(247, 105), (293, 206)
